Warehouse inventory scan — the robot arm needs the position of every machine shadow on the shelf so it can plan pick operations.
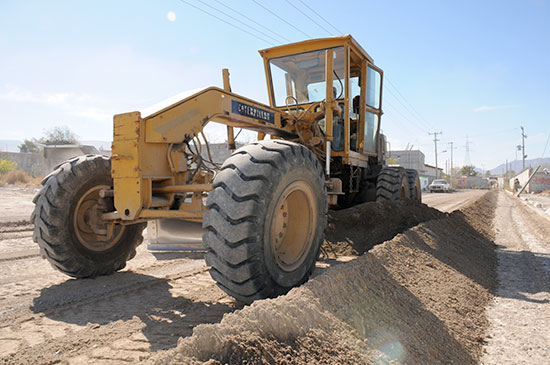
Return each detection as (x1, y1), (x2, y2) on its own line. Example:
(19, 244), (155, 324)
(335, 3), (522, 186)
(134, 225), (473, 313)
(30, 271), (240, 351)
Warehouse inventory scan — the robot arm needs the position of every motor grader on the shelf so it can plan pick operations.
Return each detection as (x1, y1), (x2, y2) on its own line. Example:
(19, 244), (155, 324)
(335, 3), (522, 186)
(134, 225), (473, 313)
(32, 35), (421, 303)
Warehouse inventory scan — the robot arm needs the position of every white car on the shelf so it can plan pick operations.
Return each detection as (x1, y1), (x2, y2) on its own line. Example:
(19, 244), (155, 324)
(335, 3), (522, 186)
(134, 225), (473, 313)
(429, 179), (450, 193)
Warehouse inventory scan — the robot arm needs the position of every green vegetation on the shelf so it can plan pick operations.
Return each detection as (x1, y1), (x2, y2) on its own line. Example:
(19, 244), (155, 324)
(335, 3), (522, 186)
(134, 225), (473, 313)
(460, 165), (479, 177)
(18, 126), (79, 153)
(0, 159), (17, 174)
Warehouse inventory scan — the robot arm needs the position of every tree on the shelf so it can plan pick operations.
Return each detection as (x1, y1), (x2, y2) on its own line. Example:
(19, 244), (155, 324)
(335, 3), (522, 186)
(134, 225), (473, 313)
(387, 156), (398, 165)
(18, 139), (40, 153)
(39, 126), (78, 145)
(460, 165), (479, 177)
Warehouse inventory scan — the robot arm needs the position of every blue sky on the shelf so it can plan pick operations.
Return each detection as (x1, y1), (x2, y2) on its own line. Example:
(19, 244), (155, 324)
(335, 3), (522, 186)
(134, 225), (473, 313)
(1, 0), (549, 171)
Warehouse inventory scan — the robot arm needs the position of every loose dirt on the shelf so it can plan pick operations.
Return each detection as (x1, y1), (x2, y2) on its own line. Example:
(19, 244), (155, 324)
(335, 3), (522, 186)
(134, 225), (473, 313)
(0, 186), (37, 224)
(0, 187), (502, 364)
(323, 200), (447, 257)
(481, 193), (550, 364)
(153, 193), (498, 364)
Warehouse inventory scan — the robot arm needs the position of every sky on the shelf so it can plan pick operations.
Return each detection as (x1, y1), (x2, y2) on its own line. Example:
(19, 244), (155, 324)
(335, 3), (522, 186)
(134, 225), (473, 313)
(0, 0), (549, 171)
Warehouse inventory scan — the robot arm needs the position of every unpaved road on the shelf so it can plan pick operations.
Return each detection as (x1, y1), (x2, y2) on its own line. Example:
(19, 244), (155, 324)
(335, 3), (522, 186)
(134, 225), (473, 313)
(422, 189), (487, 212)
(482, 193), (550, 363)
(0, 186), (547, 363)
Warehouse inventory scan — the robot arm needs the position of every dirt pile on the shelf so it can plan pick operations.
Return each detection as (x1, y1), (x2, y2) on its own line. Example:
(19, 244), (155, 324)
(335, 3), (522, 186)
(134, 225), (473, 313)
(323, 200), (446, 257)
(152, 192), (498, 364)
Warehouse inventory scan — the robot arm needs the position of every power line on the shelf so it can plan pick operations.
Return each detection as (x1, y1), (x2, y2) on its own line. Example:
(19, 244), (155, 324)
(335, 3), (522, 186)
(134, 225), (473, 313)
(195, 0), (281, 44)
(177, 0), (273, 44)
(251, 0), (312, 39)
(296, 0), (343, 35)
(385, 77), (437, 131)
(284, 0), (332, 36)
(383, 99), (430, 135)
(383, 88), (432, 133)
(211, 0), (291, 43)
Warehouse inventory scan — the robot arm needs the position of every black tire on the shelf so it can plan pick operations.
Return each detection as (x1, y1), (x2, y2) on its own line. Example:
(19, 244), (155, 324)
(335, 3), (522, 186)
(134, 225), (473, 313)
(405, 169), (422, 203)
(376, 167), (410, 201)
(202, 140), (327, 303)
(31, 155), (146, 278)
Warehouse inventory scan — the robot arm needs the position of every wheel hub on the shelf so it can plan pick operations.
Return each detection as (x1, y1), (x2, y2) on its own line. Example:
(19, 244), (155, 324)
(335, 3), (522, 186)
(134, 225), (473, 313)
(73, 185), (124, 252)
(270, 181), (317, 272)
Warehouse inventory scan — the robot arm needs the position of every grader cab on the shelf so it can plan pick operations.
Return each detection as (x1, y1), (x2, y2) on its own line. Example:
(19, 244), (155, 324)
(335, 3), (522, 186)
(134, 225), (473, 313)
(32, 35), (421, 303)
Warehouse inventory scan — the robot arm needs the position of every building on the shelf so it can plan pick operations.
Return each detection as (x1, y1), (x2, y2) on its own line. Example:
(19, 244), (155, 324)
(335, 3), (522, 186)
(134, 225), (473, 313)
(389, 150), (444, 184)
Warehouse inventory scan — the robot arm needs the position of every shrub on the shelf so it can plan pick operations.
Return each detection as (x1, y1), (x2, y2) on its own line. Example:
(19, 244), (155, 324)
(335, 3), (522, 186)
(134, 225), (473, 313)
(0, 169), (41, 186)
(0, 159), (17, 174)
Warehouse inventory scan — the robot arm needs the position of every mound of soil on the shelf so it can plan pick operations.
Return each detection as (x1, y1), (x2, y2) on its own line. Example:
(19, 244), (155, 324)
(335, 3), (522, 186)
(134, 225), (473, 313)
(152, 192), (497, 364)
(323, 200), (447, 257)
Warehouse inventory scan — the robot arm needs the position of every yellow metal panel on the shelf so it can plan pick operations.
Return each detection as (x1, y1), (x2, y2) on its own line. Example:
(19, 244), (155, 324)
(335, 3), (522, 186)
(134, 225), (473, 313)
(114, 178), (143, 219)
(138, 209), (205, 220)
(111, 140), (139, 177)
(112, 112), (143, 220)
(113, 111), (141, 141)
(259, 35), (374, 64)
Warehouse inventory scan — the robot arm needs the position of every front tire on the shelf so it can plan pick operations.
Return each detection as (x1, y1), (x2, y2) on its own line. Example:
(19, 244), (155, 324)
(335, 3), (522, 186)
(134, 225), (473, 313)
(31, 155), (145, 278)
(202, 140), (327, 303)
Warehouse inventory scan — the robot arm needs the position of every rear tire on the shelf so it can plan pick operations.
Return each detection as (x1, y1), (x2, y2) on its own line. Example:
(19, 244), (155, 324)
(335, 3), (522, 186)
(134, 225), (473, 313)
(202, 140), (327, 303)
(376, 167), (410, 201)
(405, 169), (422, 203)
(31, 155), (145, 278)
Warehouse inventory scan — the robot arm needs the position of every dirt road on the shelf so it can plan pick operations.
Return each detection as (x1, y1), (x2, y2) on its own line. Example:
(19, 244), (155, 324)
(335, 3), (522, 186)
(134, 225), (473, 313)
(482, 193), (550, 363)
(0, 186), (547, 363)
(422, 189), (488, 212)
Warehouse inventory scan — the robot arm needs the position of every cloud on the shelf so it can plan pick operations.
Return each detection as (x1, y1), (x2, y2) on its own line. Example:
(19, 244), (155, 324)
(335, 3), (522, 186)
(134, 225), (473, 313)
(472, 105), (520, 112)
(0, 85), (112, 122)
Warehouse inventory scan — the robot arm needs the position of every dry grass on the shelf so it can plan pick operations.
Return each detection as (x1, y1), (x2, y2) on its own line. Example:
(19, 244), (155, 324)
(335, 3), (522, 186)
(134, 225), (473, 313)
(0, 169), (42, 186)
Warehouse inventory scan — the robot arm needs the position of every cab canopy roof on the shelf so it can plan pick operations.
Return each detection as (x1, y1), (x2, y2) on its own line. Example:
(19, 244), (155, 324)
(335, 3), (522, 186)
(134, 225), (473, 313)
(258, 35), (374, 63)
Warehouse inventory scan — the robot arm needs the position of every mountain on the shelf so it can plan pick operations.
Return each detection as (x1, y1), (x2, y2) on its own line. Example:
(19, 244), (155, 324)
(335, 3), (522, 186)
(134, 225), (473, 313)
(489, 158), (550, 175)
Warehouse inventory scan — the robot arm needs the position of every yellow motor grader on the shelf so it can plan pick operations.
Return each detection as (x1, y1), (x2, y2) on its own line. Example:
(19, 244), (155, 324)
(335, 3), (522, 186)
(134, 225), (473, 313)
(32, 35), (421, 303)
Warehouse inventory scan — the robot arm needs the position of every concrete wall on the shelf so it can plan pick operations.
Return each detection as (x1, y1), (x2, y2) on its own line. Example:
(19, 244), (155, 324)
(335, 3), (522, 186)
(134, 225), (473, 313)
(387, 150), (443, 184)
(389, 150), (425, 172)
(510, 169), (532, 192)
(455, 176), (489, 189)
(511, 168), (550, 193)
(43, 145), (100, 173)
(0, 152), (45, 176)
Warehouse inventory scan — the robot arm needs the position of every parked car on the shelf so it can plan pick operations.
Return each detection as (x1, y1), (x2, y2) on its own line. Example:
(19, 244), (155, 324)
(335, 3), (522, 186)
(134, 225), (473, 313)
(429, 179), (450, 193)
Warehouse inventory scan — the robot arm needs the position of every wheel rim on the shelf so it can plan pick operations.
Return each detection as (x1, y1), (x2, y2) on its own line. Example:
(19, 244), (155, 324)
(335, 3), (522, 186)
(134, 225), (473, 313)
(73, 185), (125, 252)
(270, 181), (317, 272)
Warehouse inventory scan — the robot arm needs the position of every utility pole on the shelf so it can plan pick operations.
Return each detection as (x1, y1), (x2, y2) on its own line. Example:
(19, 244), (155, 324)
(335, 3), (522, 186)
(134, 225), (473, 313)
(521, 126), (527, 170)
(429, 131), (442, 179)
(448, 142), (455, 187)
(464, 135), (472, 166)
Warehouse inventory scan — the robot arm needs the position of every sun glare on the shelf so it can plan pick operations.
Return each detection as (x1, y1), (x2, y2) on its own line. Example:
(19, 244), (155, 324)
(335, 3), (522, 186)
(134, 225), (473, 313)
(167, 11), (176, 22)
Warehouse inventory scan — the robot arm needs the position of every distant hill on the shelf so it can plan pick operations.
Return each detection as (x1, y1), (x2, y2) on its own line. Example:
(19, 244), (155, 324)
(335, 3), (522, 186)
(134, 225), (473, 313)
(489, 158), (550, 175)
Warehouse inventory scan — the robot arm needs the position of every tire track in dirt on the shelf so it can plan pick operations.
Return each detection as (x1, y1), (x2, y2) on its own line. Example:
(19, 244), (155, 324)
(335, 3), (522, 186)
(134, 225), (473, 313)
(1, 190), (499, 364)
(0, 245), (241, 363)
(481, 193), (550, 364)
